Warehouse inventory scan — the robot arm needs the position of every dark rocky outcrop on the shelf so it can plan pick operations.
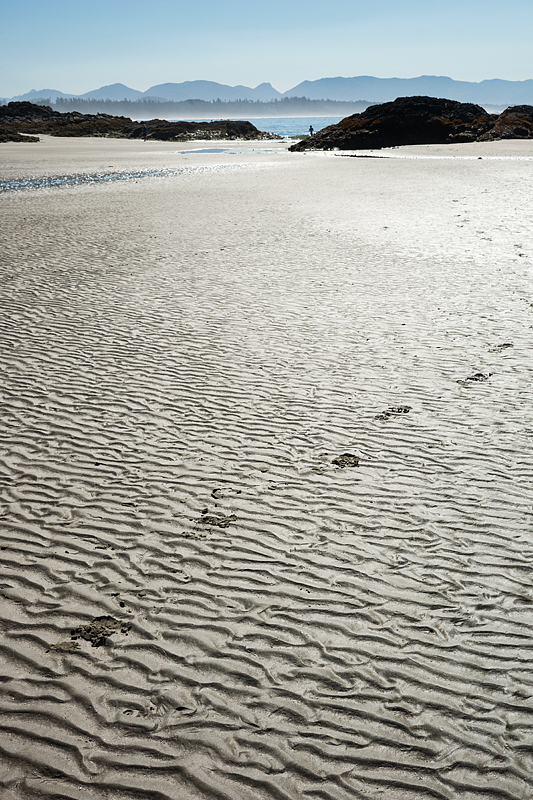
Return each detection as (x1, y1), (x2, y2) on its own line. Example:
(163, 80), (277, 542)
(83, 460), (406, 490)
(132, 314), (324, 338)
(289, 96), (533, 151)
(479, 105), (533, 141)
(126, 118), (278, 141)
(0, 101), (62, 124)
(0, 131), (40, 143)
(0, 101), (280, 142)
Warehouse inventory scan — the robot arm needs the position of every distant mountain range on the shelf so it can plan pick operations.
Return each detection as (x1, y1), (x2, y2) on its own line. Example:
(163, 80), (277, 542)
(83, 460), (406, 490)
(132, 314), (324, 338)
(4, 76), (533, 108)
(3, 81), (284, 104)
(289, 76), (533, 107)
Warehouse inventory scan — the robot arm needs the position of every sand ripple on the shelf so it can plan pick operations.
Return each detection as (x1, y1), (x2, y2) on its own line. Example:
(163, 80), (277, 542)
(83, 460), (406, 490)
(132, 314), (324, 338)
(1, 148), (533, 799)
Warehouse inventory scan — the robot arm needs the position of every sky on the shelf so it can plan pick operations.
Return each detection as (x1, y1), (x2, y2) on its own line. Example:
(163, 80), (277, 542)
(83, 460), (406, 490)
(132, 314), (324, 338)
(1, 0), (533, 97)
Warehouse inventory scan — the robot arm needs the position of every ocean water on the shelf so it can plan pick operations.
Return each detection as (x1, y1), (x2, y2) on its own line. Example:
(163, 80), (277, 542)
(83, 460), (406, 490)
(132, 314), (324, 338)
(246, 116), (345, 136)
(175, 116), (345, 137)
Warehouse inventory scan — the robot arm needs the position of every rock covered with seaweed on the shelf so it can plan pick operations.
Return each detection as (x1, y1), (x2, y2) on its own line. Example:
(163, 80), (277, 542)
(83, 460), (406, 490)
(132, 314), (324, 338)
(289, 95), (533, 151)
(0, 101), (281, 142)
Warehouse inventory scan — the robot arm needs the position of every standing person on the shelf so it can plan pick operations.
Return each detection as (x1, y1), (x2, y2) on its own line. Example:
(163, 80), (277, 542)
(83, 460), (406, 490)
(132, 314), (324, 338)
(309, 125), (314, 136)
(142, 124), (147, 141)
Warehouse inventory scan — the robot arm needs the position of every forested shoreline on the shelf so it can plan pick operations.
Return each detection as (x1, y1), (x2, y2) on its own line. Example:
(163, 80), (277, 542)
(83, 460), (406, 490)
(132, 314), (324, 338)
(1, 96), (370, 118)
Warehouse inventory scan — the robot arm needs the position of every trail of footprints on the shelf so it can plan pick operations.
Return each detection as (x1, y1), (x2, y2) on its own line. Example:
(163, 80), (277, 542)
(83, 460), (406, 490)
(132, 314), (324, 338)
(52, 339), (514, 655)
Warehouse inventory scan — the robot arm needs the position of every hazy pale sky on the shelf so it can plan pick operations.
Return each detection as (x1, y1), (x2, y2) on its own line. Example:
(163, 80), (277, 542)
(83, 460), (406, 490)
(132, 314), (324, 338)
(2, 0), (532, 97)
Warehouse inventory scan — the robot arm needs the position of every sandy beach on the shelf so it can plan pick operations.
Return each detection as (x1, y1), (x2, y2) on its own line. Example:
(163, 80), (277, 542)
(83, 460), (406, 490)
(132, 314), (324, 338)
(1, 134), (533, 800)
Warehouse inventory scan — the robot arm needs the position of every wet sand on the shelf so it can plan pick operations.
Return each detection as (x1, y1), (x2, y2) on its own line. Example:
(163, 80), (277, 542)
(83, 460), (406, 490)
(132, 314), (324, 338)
(1, 135), (533, 799)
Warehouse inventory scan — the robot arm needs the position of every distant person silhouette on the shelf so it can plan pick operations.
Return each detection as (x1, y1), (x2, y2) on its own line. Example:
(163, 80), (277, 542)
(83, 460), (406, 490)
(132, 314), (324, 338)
(142, 125), (147, 141)
(309, 125), (314, 136)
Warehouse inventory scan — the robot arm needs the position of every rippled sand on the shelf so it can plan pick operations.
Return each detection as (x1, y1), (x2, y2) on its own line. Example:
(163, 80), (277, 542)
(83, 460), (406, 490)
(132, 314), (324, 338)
(2, 135), (533, 800)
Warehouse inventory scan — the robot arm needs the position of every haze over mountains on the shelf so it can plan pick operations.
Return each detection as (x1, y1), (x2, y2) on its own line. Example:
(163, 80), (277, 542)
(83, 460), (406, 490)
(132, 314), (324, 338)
(4, 76), (533, 108)
(5, 81), (284, 104)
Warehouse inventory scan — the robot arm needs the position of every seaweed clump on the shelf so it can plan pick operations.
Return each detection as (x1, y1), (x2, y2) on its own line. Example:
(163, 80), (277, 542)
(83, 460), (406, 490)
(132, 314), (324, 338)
(71, 616), (131, 647)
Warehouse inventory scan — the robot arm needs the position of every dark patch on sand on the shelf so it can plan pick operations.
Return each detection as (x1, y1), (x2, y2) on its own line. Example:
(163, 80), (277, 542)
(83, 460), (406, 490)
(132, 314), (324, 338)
(375, 406), (412, 420)
(457, 373), (492, 386)
(332, 454), (360, 468)
(71, 616), (132, 648)
(198, 510), (237, 528)
(489, 343), (513, 353)
(50, 640), (80, 653)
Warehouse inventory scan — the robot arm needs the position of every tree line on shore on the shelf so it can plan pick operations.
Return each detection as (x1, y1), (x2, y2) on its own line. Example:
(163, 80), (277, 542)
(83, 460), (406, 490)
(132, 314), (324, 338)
(1, 96), (370, 118)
